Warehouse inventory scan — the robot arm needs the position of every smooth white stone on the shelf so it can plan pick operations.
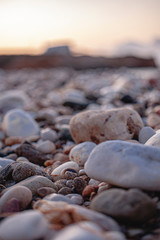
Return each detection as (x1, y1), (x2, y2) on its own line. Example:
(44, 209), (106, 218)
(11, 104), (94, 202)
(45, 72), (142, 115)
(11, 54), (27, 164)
(69, 142), (96, 166)
(44, 193), (74, 204)
(0, 210), (49, 240)
(2, 109), (40, 137)
(85, 140), (160, 191)
(139, 126), (156, 144)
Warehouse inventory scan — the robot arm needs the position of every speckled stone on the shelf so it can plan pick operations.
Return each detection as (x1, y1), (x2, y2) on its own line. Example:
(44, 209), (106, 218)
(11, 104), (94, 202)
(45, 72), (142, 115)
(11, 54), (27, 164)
(70, 108), (143, 144)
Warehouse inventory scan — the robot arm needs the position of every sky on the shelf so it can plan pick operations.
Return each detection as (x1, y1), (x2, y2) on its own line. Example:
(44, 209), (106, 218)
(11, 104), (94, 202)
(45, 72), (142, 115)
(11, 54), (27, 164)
(0, 0), (160, 55)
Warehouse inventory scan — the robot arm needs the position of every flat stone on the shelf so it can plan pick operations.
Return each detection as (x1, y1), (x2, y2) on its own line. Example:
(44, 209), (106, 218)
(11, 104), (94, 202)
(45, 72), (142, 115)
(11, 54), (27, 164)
(145, 132), (160, 147)
(85, 140), (160, 190)
(0, 186), (32, 213)
(2, 109), (40, 137)
(139, 127), (156, 144)
(0, 158), (14, 168)
(0, 210), (49, 240)
(34, 200), (120, 231)
(90, 188), (156, 223)
(51, 161), (79, 181)
(70, 108), (143, 144)
(69, 142), (96, 166)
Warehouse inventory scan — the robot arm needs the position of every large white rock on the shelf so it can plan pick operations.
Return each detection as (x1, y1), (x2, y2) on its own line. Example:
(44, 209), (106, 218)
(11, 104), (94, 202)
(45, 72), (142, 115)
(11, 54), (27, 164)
(0, 210), (49, 240)
(70, 108), (143, 144)
(2, 109), (40, 137)
(145, 132), (160, 147)
(85, 140), (160, 191)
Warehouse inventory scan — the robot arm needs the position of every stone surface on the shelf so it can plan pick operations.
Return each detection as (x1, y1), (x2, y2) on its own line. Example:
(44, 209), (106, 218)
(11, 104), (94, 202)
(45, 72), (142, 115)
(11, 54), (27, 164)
(69, 142), (96, 166)
(51, 161), (79, 181)
(37, 140), (56, 154)
(0, 210), (49, 240)
(90, 188), (156, 222)
(104, 231), (126, 240)
(139, 126), (156, 144)
(70, 108), (143, 144)
(145, 132), (160, 147)
(0, 186), (32, 213)
(0, 158), (14, 168)
(85, 140), (160, 190)
(34, 200), (120, 231)
(2, 109), (40, 137)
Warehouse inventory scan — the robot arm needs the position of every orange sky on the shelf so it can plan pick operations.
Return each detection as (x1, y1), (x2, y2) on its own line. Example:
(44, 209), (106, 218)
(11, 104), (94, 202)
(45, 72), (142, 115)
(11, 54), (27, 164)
(0, 0), (159, 55)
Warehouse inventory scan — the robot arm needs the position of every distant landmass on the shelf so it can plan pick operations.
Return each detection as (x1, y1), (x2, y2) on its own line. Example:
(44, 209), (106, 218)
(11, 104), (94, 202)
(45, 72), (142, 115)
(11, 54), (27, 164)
(0, 44), (157, 70)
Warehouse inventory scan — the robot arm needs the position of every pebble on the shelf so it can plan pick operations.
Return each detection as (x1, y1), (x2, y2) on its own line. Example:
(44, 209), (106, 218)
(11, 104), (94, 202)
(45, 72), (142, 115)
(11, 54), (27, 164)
(9, 175), (56, 195)
(85, 140), (160, 190)
(11, 161), (50, 182)
(145, 132), (160, 147)
(70, 108), (143, 144)
(0, 210), (49, 240)
(73, 177), (87, 194)
(0, 186), (32, 213)
(104, 231), (126, 240)
(51, 161), (79, 181)
(90, 188), (156, 222)
(69, 142), (96, 166)
(34, 199), (120, 231)
(2, 109), (40, 137)
(40, 128), (58, 142)
(44, 193), (74, 204)
(139, 126), (156, 144)
(66, 193), (84, 205)
(37, 187), (57, 197)
(37, 140), (56, 154)
(0, 158), (14, 168)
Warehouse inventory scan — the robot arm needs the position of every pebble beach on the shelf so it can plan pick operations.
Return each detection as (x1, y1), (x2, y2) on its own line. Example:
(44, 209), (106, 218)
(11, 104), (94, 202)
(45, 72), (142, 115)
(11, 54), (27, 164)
(0, 66), (160, 240)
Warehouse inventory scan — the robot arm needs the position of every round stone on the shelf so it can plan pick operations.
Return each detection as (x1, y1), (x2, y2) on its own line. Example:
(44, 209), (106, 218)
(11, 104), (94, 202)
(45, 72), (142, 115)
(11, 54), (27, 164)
(2, 109), (40, 137)
(37, 140), (56, 154)
(139, 126), (156, 144)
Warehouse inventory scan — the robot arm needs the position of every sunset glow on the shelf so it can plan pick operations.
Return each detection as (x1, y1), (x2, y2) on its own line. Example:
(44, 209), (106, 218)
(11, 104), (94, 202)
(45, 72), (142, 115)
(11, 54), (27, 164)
(0, 0), (160, 55)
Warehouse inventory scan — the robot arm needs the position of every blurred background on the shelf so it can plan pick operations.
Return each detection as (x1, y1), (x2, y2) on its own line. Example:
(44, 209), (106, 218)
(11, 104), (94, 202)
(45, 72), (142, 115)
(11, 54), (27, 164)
(0, 0), (160, 68)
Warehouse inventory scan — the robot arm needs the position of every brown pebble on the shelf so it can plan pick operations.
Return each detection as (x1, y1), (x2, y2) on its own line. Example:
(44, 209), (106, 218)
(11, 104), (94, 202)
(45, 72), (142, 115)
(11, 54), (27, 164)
(37, 187), (57, 197)
(53, 153), (69, 163)
(58, 187), (72, 195)
(73, 177), (87, 194)
(82, 185), (98, 199)
(61, 168), (78, 180)
(2, 198), (20, 213)
(55, 179), (67, 190)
